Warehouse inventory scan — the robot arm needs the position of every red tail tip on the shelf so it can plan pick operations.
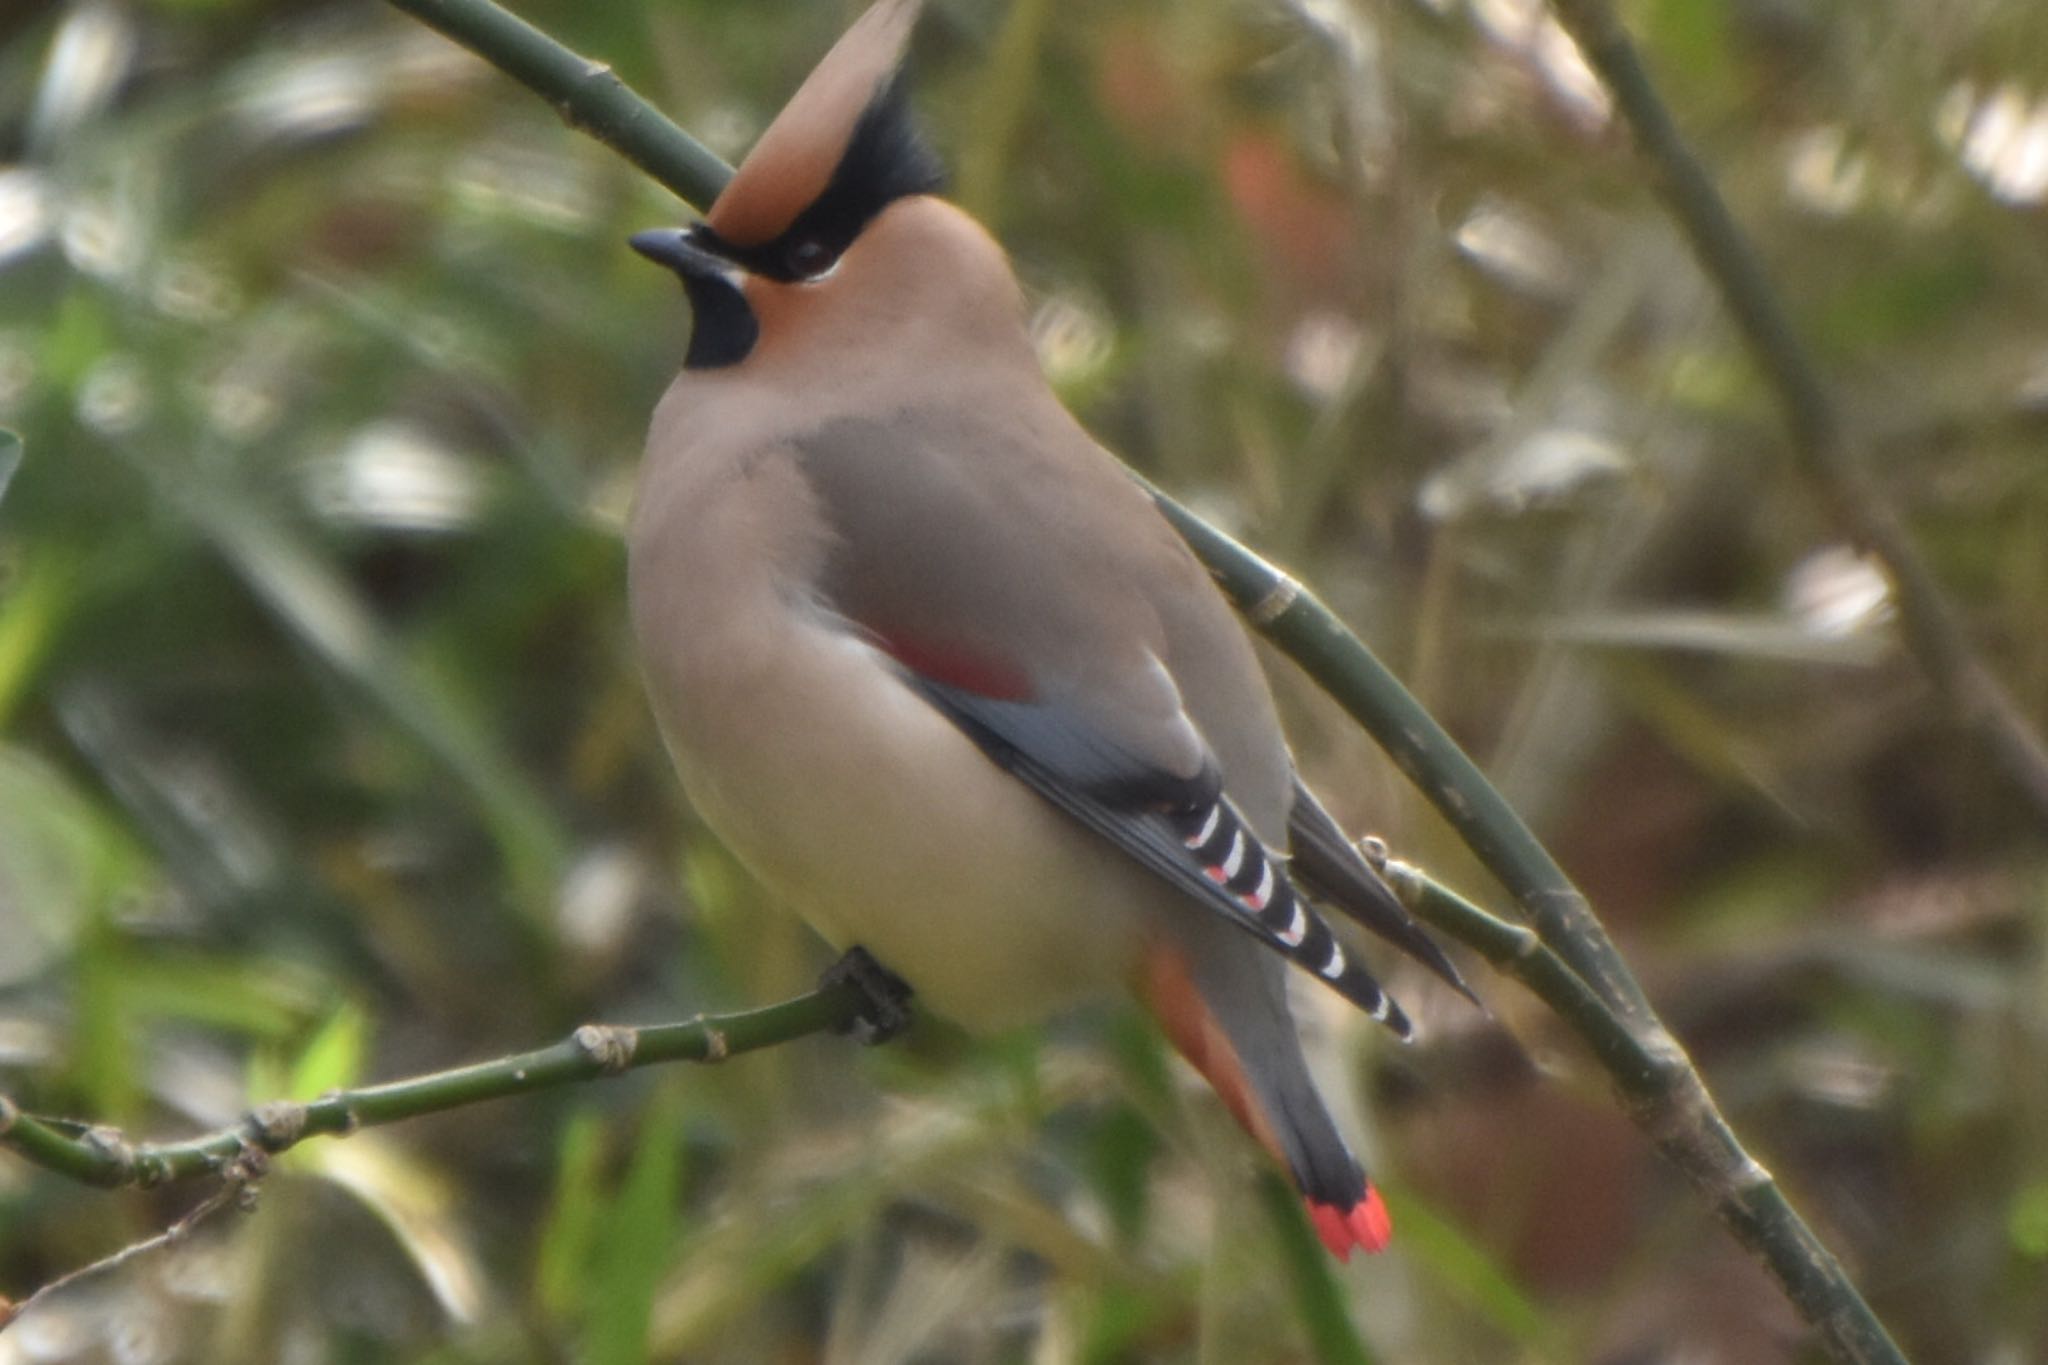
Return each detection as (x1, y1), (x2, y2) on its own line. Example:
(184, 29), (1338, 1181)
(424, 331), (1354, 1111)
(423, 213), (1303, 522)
(1351, 1186), (1393, 1252)
(1307, 1186), (1393, 1261)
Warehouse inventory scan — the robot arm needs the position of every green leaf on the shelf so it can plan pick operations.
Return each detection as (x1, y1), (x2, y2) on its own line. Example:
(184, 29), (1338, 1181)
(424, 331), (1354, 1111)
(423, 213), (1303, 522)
(584, 1087), (687, 1365)
(535, 1109), (609, 1320)
(1642, 0), (1733, 105)
(73, 913), (139, 1119)
(1381, 1189), (1562, 1356)
(39, 292), (111, 392)
(143, 469), (571, 907)
(2008, 1180), (2048, 1261)
(118, 952), (330, 1039)
(0, 743), (150, 955)
(0, 429), (19, 508)
(1085, 1102), (1160, 1245)
(1815, 252), (1993, 355)
(1080, 1280), (1171, 1365)
(1255, 1170), (1378, 1365)
(0, 554), (78, 731)
(289, 1002), (369, 1099)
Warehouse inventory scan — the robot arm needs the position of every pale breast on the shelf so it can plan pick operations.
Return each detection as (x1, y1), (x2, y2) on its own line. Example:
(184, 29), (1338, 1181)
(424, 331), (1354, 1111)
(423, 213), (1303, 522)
(655, 617), (1153, 1032)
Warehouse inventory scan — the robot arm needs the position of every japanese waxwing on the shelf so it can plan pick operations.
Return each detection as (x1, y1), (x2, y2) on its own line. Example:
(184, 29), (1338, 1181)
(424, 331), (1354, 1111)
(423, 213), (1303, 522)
(627, 0), (1473, 1261)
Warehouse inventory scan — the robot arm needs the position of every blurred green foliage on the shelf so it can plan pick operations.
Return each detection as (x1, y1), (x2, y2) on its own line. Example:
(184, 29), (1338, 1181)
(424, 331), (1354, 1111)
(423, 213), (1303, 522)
(2, 0), (2046, 1361)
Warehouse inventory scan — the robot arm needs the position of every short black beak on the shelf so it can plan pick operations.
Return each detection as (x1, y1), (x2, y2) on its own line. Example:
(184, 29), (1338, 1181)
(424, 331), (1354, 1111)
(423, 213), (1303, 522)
(629, 226), (733, 281)
(631, 225), (759, 369)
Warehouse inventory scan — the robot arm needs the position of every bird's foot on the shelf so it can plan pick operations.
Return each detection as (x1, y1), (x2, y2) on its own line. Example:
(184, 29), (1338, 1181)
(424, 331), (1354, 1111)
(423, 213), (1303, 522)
(820, 946), (914, 1045)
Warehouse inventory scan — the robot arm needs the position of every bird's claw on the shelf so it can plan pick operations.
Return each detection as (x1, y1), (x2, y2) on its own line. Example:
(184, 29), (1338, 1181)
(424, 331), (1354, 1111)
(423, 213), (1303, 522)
(821, 946), (914, 1045)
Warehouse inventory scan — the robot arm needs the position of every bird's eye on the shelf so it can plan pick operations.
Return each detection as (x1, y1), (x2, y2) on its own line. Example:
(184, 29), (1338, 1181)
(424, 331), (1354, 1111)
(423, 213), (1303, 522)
(785, 237), (836, 279)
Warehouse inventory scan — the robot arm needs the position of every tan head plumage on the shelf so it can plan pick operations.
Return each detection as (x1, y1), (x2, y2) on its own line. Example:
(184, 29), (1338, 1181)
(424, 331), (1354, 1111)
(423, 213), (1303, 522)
(708, 0), (925, 248)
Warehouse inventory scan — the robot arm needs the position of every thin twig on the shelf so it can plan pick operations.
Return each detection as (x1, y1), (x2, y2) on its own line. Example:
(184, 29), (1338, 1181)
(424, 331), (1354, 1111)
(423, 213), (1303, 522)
(1545, 0), (2048, 825)
(0, 985), (863, 1330)
(1149, 491), (1658, 1024)
(0, 988), (857, 1191)
(1382, 859), (1904, 1365)
(1166, 506), (1907, 1365)
(0, 1144), (268, 1331)
(387, 0), (730, 209)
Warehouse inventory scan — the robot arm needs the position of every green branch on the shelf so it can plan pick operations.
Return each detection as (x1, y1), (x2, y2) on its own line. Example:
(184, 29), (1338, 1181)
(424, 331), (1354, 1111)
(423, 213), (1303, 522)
(386, 0), (730, 209)
(1, 987), (858, 1191)
(1161, 517), (1905, 1365)
(0, 986), (863, 1326)
(1147, 491), (1654, 1024)
(0, 430), (21, 509)
(1384, 861), (1901, 1365)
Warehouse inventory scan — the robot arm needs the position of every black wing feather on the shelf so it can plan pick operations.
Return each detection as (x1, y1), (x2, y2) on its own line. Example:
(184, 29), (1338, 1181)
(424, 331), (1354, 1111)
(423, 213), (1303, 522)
(905, 674), (1411, 1035)
(1287, 780), (1479, 1006)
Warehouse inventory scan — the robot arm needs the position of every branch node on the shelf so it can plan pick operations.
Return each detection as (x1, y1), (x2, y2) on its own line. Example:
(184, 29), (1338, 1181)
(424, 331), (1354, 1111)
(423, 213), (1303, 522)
(1247, 573), (1302, 625)
(1623, 1036), (1722, 1148)
(1732, 1154), (1774, 1194)
(0, 1093), (17, 1134)
(574, 1023), (638, 1073)
(225, 1144), (270, 1208)
(1, 1146), (267, 1334)
(1637, 1026), (1691, 1081)
(1504, 922), (1542, 959)
(316, 1090), (362, 1136)
(1355, 834), (1389, 869)
(245, 1102), (307, 1151)
(83, 1125), (136, 1176)
(1524, 886), (1590, 916)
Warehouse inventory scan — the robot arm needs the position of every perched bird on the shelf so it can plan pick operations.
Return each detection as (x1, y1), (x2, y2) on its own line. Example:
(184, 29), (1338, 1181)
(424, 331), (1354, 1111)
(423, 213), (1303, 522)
(627, 0), (1472, 1261)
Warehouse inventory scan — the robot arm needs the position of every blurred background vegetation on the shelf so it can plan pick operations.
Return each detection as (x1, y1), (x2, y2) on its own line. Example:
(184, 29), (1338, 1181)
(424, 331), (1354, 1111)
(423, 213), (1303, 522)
(2, 0), (2046, 1360)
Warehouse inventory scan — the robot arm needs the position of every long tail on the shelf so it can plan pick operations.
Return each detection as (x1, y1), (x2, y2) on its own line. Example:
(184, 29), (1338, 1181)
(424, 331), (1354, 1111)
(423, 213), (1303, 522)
(1135, 936), (1390, 1260)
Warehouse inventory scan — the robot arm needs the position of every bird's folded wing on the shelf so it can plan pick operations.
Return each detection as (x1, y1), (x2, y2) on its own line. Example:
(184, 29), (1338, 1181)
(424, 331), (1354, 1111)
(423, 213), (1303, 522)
(902, 671), (1410, 1035)
(1286, 780), (1478, 1005)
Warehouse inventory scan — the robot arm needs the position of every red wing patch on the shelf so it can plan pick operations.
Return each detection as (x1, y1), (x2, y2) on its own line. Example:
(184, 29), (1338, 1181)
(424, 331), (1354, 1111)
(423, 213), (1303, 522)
(873, 630), (1034, 701)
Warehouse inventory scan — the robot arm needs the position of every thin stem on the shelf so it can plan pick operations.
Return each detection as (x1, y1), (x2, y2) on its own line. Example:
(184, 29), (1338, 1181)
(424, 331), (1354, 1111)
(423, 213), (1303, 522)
(0, 986), (860, 1190)
(1147, 489), (1656, 1025)
(1384, 862), (1906, 1365)
(384, 0), (731, 211)
(1545, 0), (2048, 825)
(0, 1146), (263, 1331)
(1158, 498), (1906, 1364)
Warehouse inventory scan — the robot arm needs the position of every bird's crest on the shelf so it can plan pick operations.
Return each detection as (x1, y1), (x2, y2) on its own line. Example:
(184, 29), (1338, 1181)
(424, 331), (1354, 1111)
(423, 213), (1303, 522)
(708, 0), (939, 251)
